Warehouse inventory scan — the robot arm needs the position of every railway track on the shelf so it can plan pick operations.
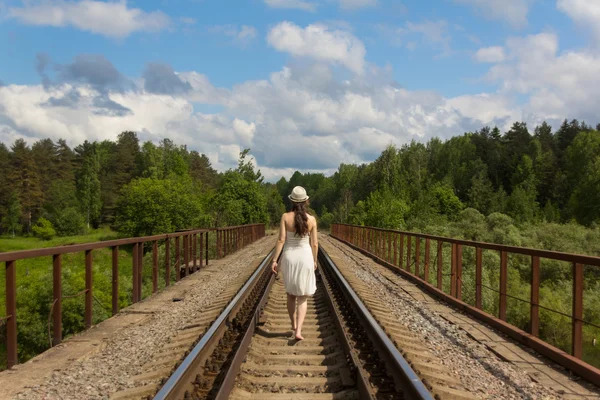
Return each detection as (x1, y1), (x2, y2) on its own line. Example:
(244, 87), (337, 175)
(151, 246), (434, 400)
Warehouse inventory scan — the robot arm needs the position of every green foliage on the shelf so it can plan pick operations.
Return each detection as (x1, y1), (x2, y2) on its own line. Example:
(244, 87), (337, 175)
(454, 208), (486, 240)
(214, 171), (268, 226)
(364, 190), (409, 229)
(115, 176), (207, 237)
(75, 141), (102, 229)
(319, 206), (334, 229)
(431, 184), (464, 218)
(55, 207), (86, 236)
(1, 192), (22, 237)
(32, 218), (56, 240)
(265, 185), (285, 227)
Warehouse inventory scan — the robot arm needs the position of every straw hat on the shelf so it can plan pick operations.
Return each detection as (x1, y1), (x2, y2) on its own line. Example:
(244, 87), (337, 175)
(288, 186), (309, 202)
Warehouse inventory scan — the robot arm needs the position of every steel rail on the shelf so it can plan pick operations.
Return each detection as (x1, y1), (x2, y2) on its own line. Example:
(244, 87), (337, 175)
(212, 266), (277, 399)
(153, 248), (274, 400)
(318, 246), (434, 400)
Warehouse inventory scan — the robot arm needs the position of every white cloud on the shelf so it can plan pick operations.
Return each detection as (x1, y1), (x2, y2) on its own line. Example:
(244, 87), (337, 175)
(483, 32), (600, 122)
(267, 21), (366, 75)
(4, 27), (599, 179)
(557, 0), (600, 42)
(1, 60), (509, 178)
(8, 0), (171, 39)
(337, 0), (377, 11)
(207, 24), (258, 46)
(264, 0), (317, 12)
(452, 0), (532, 28)
(474, 46), (506, 63)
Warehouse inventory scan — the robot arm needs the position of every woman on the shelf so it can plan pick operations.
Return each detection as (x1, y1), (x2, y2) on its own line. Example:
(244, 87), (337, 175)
(271, 186), (318, 340)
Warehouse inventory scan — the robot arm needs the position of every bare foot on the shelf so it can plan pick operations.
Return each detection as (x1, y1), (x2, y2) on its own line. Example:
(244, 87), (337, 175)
(295, 332), (304, 340)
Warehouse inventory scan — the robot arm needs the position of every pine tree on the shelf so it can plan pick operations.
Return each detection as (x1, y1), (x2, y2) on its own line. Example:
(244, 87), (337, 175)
(1, 192), (22, 237)
(75, 141), (102, 229)
(8, 139), (44, 232)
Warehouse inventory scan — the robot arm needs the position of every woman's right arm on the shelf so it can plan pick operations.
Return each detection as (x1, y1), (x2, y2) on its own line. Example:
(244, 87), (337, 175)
(271, 215), (286, 273)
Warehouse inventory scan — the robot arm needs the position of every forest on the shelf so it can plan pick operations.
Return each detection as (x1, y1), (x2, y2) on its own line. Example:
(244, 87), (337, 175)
(1, 119), (599, 368)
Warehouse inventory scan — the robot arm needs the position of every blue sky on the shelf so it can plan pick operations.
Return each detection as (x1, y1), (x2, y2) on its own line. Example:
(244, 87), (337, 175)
(0, 0), (599, 180)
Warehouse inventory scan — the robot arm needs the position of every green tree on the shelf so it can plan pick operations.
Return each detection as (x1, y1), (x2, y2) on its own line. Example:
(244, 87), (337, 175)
(75, 142), (102, 229)
(468, 169), (495, 216)
(115, 176), (207, 237)
(8, 139), (44, 232)
(364, 189), (409, 229)
(32, 217), (56, 240)
(265, 185), (285, 226)
(1, 192), (22, 237)
(431, 184), (464, 218)
(237, 149), (264, 183)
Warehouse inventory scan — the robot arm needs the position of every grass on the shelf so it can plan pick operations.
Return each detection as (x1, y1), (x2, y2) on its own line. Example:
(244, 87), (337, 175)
(0, 227), (119, 253)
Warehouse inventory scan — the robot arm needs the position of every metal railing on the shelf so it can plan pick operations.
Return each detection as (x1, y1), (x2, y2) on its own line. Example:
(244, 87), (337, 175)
(0, 224), (265, 369)
(331, 223), (600, 384)
(215, 224), (265, 259)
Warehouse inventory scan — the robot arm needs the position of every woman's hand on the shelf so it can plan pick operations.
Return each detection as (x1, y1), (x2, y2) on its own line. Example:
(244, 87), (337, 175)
(271, 260), (278, 274)
(314, 261), (317, 270)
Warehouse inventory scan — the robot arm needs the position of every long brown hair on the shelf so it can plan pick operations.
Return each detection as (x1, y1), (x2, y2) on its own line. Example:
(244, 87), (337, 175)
(292, 201), (309, 237)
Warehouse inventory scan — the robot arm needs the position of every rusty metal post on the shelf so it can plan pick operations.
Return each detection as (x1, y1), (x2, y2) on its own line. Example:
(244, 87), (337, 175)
(456, 244), (463, 300)
(165, 238), (171, 287)
(572, 262), (583, 359)
(205, 231), (209, 266)
(530, 256), (540, 336)
(437, 241), (443, 290)
(175, 236), (181, 281)
(192, 234), (197, 272)
(132, 243), (139, 302)
(499, 251), (508, 321)
(112, 247), (119, 315)
(5, 260), (17, 368)
(476, 248), (482, 309)
(200, 233), (204, 269)
(362, 226), (366, 249)
(183, 235), (189, 278)
(152, 241), (158, 293)
(225, 229), (229, 257)
(53, 254), (62, 345)
(415, 238), (421, 278)
(393, 233), (398, 266)
(387, 231), (392, 262)
(399, 234), (404, 269)
(406, 235), (412, 273)
(450, 243), (457, 297)
(216, 230), (221, 259)
(424, 239), (430, 283)
(85, 249), (93, 329)
(137, 242), (143, 301)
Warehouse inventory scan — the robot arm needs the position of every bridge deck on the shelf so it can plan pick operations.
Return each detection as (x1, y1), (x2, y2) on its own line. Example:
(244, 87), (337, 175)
(2, 234), (599, 399)
(320, 235), (600, 399)
(0, 235), (276, 400)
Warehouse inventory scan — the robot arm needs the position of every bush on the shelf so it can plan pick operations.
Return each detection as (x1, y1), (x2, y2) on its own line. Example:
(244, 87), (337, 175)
(319, 206), (334, 229)
(32, 218), (56, 240)
(55, 207), (85, 236)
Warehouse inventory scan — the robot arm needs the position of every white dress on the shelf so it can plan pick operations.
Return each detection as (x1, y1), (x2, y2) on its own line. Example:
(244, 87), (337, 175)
(281, 231), (316, 296)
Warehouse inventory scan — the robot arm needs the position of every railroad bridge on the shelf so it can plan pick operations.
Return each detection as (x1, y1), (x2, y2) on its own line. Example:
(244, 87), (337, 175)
(0, 223), (599, 399)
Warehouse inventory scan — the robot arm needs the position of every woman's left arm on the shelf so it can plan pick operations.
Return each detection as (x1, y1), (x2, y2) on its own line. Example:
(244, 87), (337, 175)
(309, 218), (318, 269)
(271, 215), (286, 273)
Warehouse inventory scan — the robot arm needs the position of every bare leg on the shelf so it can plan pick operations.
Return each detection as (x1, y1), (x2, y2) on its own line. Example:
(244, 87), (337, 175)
(295, 296), (308, 340)
(287, 294), (297, 331)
